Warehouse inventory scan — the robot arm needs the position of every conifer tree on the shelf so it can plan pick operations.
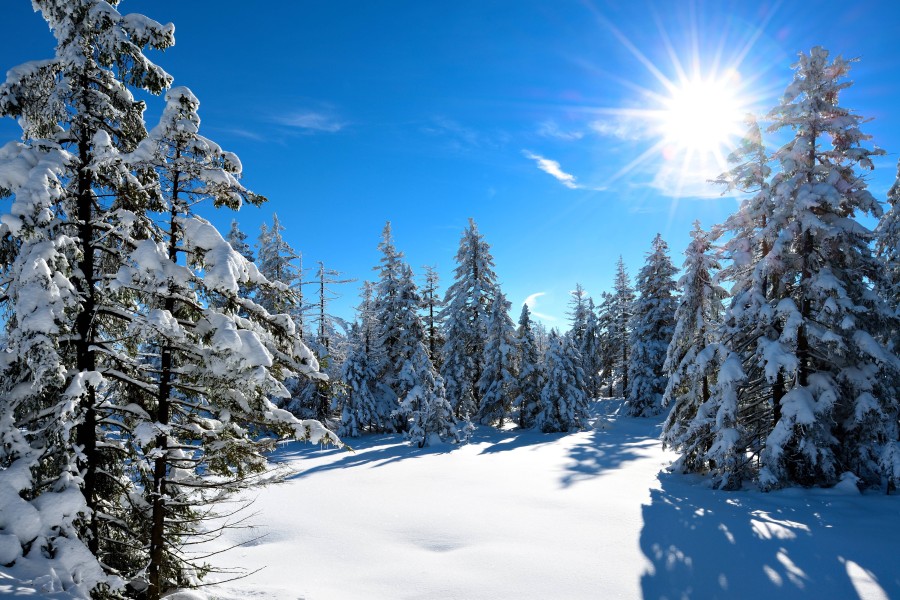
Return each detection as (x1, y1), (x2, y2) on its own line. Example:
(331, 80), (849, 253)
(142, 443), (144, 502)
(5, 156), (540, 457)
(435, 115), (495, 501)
(257, 214), (305, 327)
(610, 257), (635, 396)
(121, 87), (338, 596)
(625, 234), (678, 416)
(755, 47), (898, 489)
(596, 291), (617, 397)
(226, 219), (255, 262)
(536, 331), (589, 432)
(441, 218), (499, 418)
(877, 160), (900, 356)
(513, 303), (544, 429)
(581, 298), (604, 398)
(661, 222), (728, 470)
(0, 1), (175, 593)
(681, 116), (779, 487)
(477, 286), (518, 426)
(337, 282), (381, 436)
(371, 223), (406, 429)
(421, 265), (445, 370)
(672, 48), (899, 490)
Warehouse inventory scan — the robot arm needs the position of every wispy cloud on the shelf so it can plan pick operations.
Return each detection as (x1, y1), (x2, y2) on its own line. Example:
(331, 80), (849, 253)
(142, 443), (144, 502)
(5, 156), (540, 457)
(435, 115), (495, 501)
(421, 116), (507, 151)
(538, 120), (584, 141)
(523, 151), (579, 189)
(275, 110), (346, 134)
(523, 292), (557, 322)
(588, 116), (653, 141)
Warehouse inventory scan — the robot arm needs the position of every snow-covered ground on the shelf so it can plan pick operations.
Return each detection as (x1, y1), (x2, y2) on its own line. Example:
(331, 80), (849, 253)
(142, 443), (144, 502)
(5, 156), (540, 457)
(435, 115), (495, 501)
(199, 400), (900, 600)
(3, 399), (899, 599)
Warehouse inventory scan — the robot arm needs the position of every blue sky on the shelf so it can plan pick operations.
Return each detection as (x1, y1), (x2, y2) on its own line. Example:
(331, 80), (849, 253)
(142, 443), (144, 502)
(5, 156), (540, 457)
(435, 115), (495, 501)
(2, 1), (900, 326)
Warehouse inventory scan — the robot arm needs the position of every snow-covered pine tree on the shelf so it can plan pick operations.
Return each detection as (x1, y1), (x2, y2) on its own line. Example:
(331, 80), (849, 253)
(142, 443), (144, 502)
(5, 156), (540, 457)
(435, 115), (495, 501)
(226, 219), (255, 262)
(0, 1), (175, 593)
(754, 47), (898, 489)
(118, 86), (339, 598)
(256, 213), (305, 330)
(288, 261), (353, 422)
(513, 303), (544, 429)
(567, 283), (591, 350)
(581, 297), (604, 399)
(396, 344), (461, 448)
(625, 234), (678, 416)
(567, 283), (601, 396)
(421, 265), (445, 371)
(440, 218), (499, 419)
(337, 282), (381, 436)
(876, 163), (900, 490)
(877, 160), (900, 357)
(371, 222), (406, 430)
(536, 331), (590, 433)
(610, 257), (635, 396)
(661, 222), (728, 470)
(380, 258), (466, 444)
(477, 286), (518, 426)
(596, 291), (617, 397)
(682, 116), (780, 488)
(338, 327), (379, 438)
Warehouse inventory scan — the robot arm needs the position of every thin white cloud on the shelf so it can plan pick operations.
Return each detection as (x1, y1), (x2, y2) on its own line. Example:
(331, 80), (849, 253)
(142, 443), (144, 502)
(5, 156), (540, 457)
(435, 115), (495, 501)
(523, 151), (578, 189)
(523, 292), (557, 322)
(276, 110), (345, 133)
(588, 117), (652, 141)
(538, 120), (584, 141)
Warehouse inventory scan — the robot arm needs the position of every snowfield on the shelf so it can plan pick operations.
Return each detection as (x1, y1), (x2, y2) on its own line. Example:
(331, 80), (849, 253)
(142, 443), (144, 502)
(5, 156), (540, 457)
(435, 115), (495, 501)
(198, 400), (900, 600)
(3, 400), (899, 599)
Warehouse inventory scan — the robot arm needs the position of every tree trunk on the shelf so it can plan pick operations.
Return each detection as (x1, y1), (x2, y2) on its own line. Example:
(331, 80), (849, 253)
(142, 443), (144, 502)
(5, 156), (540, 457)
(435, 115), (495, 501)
(148, 169), (181, 600)
(73, 87), (99, 555)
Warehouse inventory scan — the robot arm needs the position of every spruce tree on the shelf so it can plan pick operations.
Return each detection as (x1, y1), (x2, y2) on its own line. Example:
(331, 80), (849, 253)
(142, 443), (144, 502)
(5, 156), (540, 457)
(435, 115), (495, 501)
(625, 234), (678, 416)
(0, 1), (174, 593)
(754, 47), (898, 489)
(596, 291), (617, 397)
(371, 223), (406, 430)
(337, 283), (381, 436)
(440, 218), (499, 418)
(581, 297), (604, 399)
(421, 265), (445, 371)
(536, 331), (589, 433)
(513, 303), (544, 429)
(116, 86), (340, 597)
(257, 213), (305, 327)
(477, 286), (518, 426)
(610, 257), (635, 396)
(877, 160), (900, 356)
(226, 219), (255, 262)
(661, 222), (727, 470)
(672, 48), (899, 490)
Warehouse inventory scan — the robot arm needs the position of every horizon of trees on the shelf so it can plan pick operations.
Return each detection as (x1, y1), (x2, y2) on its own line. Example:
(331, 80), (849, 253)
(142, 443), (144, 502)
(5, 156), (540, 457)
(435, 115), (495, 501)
(0, 1), (897, 598)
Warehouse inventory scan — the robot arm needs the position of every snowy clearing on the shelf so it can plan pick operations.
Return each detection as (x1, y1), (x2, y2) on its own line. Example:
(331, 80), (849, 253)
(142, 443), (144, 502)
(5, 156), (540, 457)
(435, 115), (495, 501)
(195, 400), (900, 600)
(2, 400), (898, 599)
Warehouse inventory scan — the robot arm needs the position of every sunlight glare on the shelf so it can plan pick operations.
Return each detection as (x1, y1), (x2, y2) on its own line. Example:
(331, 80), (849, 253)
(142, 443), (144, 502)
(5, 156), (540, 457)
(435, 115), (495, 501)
(660, 72), (746, 156)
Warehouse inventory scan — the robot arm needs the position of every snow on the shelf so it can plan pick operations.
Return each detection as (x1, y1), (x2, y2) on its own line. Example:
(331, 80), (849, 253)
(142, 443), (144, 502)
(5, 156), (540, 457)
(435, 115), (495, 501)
(153, 399), (900, 600)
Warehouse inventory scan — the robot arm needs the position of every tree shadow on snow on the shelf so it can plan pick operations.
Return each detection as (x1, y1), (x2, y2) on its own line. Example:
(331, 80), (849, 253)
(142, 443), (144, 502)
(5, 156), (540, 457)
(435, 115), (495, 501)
(559, 398), (666, 488)
(639, 471), (900, 600)
(559, 425), (660, 488)
(474, 427), (561, 455)
(272, 433), (458, 480)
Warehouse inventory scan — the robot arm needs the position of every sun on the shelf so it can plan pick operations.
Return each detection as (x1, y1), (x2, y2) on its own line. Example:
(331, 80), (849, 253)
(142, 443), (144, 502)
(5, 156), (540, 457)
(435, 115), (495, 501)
(659, 71), (747, 157)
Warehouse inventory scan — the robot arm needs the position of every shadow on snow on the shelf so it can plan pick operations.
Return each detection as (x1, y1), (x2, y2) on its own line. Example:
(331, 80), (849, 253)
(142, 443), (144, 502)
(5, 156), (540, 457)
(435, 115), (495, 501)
(639, 471), (900, 599)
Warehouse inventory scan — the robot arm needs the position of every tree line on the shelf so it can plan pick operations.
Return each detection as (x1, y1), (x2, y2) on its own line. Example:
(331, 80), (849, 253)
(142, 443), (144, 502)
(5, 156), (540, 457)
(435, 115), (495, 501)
(0, 1), (897, 598)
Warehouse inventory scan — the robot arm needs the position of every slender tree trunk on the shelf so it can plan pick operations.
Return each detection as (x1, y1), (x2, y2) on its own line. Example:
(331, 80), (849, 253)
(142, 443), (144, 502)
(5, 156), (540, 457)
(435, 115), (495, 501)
(73, 80), (100, 554)
(148, 168), (181, 600)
